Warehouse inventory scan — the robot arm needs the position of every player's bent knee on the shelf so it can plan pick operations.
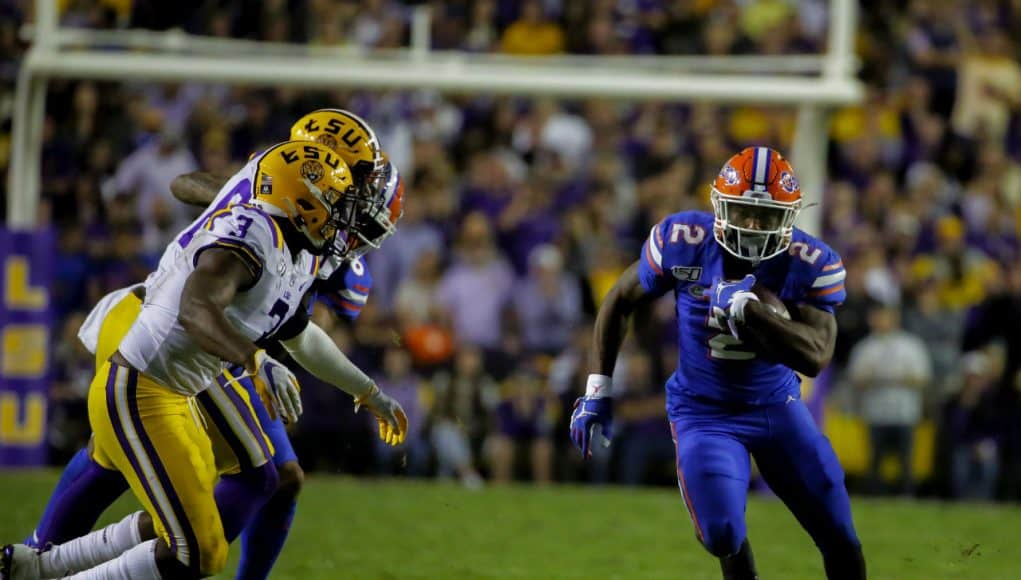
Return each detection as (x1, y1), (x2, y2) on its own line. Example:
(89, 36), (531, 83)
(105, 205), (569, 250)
(700, 520), (745, 558)
(255, 461), (280, 496)
(277, 461), (304, 500)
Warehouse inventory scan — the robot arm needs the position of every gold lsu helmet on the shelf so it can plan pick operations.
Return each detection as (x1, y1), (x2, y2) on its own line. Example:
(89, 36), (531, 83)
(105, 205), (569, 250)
(253, 140), (358, 254)
(289, 109), (383, 189)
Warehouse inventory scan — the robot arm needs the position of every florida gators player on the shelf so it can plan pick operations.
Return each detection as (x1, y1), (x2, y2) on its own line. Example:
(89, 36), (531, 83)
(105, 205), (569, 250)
(570, 148), (865, 580)
(10, 111), (401, 579)
(3, 141), (407, 580)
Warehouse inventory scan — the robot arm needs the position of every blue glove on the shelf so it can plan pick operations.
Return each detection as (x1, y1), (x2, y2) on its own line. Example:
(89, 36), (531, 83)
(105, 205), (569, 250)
(710, 274), (758, 339)
(570, 396), (613, 459)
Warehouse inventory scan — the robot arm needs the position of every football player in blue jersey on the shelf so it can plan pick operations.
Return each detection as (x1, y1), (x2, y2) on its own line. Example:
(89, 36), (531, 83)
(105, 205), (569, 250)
(15, 110), (402, 580)
(571, 147), (865, 580)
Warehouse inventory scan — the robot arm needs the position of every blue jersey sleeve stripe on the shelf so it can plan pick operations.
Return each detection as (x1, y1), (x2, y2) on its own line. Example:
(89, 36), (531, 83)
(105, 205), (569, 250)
(336, 300), (363, 313)
(644, 240), (663, 275)
(811, 269), (846, 289)
(808, 284), (845, 298)
(337, 289), (368, 303)
(319, 297), (364, 321)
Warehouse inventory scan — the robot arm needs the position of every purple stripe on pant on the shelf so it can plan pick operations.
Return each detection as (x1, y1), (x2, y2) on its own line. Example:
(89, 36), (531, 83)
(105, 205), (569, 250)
(104, 364), (178, 557)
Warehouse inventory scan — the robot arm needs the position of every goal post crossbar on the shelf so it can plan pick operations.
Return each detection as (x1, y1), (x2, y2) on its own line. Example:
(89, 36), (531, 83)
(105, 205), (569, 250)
(8, 0), (862, 234)
(25, 49), (863, 104)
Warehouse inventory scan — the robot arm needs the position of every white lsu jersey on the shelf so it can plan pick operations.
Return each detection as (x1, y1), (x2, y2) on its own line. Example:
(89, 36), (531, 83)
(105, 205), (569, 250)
(118, 182), (321, 396)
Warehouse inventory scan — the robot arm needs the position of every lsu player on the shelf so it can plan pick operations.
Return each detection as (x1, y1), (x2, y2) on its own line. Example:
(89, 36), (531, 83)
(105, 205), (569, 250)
(570, 148), (866, 579)
(4, 140), (406, 580)
(7, 111), (402, 580)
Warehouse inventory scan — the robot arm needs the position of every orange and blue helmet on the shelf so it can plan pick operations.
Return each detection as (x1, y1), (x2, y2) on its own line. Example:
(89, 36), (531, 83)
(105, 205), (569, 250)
(711, 146), (802, 262)
(333, 159), (405, 260)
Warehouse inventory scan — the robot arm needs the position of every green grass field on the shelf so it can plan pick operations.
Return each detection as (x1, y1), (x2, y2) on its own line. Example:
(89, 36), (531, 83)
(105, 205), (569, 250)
(1, 471), (1018, 579)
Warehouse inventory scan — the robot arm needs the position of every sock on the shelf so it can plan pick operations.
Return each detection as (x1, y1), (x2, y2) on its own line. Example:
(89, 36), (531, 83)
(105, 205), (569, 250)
(62, 539), (161, 580)
(28, 450), (129, 548)
(39, 511), (142, 578)
(236, 493), (298, 580)
(720, 538), (758, 580)
(214, 463), (278, 542)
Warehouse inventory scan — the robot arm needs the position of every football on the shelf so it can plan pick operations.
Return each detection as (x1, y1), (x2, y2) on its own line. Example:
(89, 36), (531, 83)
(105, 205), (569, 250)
(752, 283), (791, 320)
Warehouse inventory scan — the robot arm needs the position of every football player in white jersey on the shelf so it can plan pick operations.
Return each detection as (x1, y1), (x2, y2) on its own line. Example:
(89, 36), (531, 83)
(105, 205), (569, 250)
(4, 110), (404, 580)
(3, 140), (406, 580)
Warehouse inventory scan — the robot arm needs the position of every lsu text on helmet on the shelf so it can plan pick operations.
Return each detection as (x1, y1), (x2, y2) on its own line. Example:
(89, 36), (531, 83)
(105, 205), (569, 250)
(253, 140), (358, 254)
(289, 109), (384, 191)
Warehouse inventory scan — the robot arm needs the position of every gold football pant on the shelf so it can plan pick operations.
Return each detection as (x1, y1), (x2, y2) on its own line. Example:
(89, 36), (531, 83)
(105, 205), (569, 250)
(85, 290), (274, 576)
(88, 361), (227, 576)
(92, 290), (274, 475)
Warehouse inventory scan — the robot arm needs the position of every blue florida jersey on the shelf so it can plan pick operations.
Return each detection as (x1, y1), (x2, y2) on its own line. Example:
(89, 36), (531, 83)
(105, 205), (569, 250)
(637, 211), (845, 413)
(312, 256), (373, 321)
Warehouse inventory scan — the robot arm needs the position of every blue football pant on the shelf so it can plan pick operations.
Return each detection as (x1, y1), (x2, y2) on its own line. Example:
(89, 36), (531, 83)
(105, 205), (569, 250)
(671, 398), (860, 559)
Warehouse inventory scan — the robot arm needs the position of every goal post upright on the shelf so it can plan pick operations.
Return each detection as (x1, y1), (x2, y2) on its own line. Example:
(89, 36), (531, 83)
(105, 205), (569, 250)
(790, 0), (859, 236)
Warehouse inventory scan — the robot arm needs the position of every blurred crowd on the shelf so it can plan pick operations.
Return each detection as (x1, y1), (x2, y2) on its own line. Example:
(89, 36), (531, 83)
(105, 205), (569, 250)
(2, 0), (1021, 500)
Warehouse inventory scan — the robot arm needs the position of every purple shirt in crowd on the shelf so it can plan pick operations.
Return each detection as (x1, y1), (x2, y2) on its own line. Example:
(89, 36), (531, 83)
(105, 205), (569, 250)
(436, 257), (514, 349)
(512, 274), (582, 353)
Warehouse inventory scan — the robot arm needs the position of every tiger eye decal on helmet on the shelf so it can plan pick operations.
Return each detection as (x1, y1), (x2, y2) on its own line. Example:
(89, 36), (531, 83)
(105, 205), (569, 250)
(710, 147), (803, 263)
(301, 160), (324, 184)
(253, 141), (357, 255)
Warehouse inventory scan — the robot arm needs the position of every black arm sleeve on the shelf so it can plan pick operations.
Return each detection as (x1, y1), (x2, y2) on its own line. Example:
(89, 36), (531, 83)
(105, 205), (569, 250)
(262, 293), (313, 347)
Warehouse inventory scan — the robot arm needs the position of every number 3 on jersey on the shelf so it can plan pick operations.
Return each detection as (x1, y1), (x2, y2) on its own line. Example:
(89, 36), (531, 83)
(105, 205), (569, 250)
(259, 299), (290, 341)
(706, 316), (755, 360)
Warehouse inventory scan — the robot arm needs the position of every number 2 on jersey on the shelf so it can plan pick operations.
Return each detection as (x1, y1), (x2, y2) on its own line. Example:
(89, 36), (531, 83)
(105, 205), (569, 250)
(706, 316), (756, 360)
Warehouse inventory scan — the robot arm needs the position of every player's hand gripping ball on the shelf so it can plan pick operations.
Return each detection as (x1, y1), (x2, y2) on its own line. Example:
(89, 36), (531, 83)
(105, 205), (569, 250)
(710, 274), (759, 339)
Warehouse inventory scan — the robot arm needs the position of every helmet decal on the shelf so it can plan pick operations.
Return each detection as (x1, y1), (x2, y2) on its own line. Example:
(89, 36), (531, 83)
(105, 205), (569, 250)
(316, 133), (338, 150)
(710, 146), (803, 263)
(253, 141), (357, 255)
(301, 160), (324, 184)
(720, 164), (741, 186)
(779, 171), (800, 195)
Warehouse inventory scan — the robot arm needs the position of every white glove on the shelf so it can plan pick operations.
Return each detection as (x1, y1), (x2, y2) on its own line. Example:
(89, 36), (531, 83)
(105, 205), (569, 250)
(712, 291), (759, 339)
(354, 384), (408, 446)
(248, 349), (303, 424)
(728, 291), (759, 323)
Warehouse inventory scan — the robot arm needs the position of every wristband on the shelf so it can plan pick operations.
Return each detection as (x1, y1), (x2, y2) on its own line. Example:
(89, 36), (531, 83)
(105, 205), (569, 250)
(585, 374), (613, 398)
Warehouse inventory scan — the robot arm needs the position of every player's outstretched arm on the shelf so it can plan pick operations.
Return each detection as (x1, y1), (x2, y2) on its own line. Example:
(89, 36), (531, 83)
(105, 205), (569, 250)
(170, 171), (228, 207)
(739, 301), (837, 377)
(280, 323), (408, 446)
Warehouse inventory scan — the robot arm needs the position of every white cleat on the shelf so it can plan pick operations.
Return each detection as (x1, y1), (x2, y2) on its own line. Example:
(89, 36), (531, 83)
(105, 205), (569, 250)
(0, 544), (41, 580)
